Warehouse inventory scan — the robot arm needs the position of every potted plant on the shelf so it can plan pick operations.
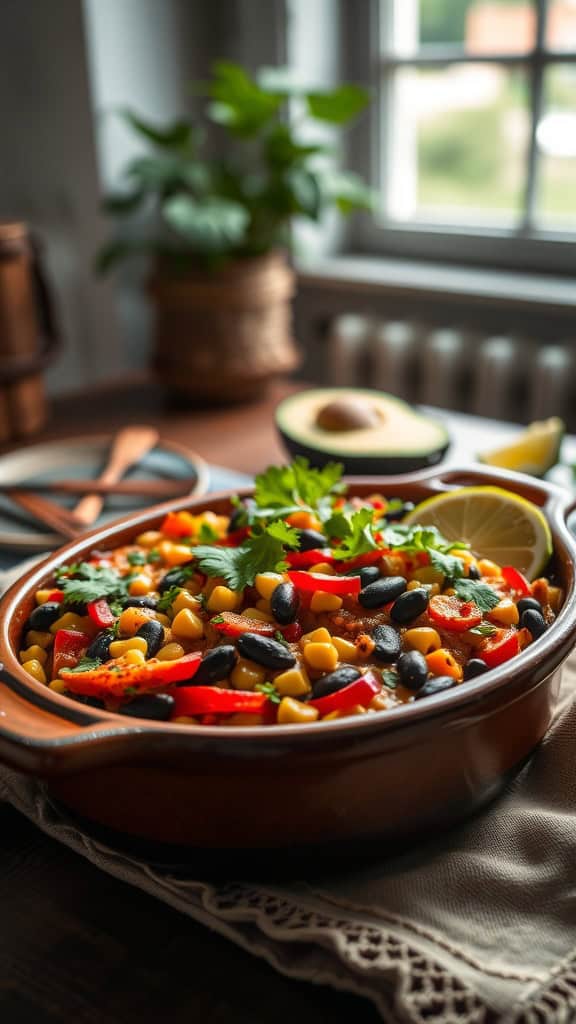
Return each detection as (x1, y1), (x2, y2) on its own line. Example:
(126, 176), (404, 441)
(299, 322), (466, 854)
(98, 61), (371, 402)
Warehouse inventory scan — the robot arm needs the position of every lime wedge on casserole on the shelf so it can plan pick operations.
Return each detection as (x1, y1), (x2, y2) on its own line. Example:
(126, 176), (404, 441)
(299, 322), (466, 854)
(478, 417), (564, 477)
(403, 486), (552, 579)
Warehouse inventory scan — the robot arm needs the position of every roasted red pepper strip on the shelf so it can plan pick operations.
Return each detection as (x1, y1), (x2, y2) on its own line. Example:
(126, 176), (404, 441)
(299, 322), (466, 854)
(339, 549), (387, 570)
(279, 622), (303, 643)
(210, 612), (276, 638)
(172, 686), (268, 717)
(479, 628), (520, 668)
(428, 594), (482, 632)
(286, 549), (336, 569)
(87, 598), (116, 629)
(309, 671), (381, 716)
(501, 566), (531, 597)
(60, 651), (202, 698)
(52, 629), (92, 676)
(287, 571), (361, 596)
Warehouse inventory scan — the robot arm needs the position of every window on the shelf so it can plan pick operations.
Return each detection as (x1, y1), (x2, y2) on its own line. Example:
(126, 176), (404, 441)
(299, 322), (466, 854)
(346, 0), (576, 272)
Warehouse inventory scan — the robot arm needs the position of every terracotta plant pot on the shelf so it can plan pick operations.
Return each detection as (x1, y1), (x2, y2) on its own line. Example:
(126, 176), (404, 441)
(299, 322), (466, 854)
(148, 250), (301, 403)
(0, 465), (575, 854)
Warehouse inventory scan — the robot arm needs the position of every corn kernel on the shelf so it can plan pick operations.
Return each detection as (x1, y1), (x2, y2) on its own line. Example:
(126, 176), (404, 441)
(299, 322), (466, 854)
(171, 608), (204, 640)
(49, 678), (68, 693)
(171, 590), (203, 615)
(157, 642), (186, 661)
(35, 589), (56, 605)
(50, 612), (90, 635)
(321, 710), (341, 721)
(310, 591), (343, 613)
(19, 644), (48, 666)
(308, 562), (335, 575)
(380, 554), (406, 576)
(426, 648), (463, 681)
(25, 630), (53, 649)
(136, 530), (163, 548)
(109, 637), (148, 658)
(286, 511), (321, 531)
(303, 642), (339, 672)
(531, 578), (549, 605)
(241, 606), (274, 623)
(22, 659), (47, 684)
(407, 580), (423, 591)
(477, 559), (502, 578)
(339, 703), (367, 717)
(230, 658), (266, 690)
(255, 598), (272, 614)
(368, 693), (390, 711)
(124, 649), (147, 665)
(206, 586), (241, 613)
(118, 607), (154, 636)
(158, 540), (196, 567)
(488, 597), (519, 627)
(254, 572), (285, 601)
(301, 626), (332, 646)
(411, 566), (446, 586)
(548, 586), (563, 612)
(277, 696), (319, 724)
(128, 575), (153, 597)
(273, 666), (311, 697)
(403, 627), (442, 655)
(155, 612), (171, 627)
(223, 713), (264, 727)
(331, 636), (358, 662)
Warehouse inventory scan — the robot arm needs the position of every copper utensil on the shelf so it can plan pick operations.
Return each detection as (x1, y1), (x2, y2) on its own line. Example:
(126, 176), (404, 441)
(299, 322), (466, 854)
(7, 489), (82, 540)
(72, 425), (160, 527)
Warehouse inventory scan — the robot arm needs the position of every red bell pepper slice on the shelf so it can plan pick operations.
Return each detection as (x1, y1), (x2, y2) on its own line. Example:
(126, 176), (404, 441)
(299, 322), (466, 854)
(216, 527), (250, 547)
(161, 510), (196, 539)
(428, 595), (482, 632)
(210, 612), (276, 638)
(52, 629), (92, 676)
(172, 685), (268, 718)
(87, 598), (116, 629)
(479, 628), (520, 668)
(501, 566), (531, 598)
(339, 549), (386, 570)
(309, 671), (381, 716)
(287, 571), (361, 596)
(47, 589), (64, 603)
(286, 549), (336, 569)
(279, 622), (303, 643)
(60, 651), (202, 698)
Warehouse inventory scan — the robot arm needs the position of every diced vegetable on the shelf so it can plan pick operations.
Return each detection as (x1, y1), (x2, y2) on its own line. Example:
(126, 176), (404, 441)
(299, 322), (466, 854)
(287, 570), (361, 595)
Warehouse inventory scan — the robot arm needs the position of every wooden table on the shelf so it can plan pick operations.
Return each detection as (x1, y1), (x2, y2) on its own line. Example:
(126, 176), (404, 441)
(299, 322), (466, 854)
(0, 379), (380, 1024)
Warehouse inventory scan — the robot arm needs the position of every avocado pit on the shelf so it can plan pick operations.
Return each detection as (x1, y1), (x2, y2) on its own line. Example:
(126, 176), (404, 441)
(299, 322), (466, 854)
(315, 398), (383, 433)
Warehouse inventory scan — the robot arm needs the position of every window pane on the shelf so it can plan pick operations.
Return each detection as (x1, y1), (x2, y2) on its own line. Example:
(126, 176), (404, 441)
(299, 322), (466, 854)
(385, 0), (535, 56)
(546, 0), (576, 50)
(536, 64), (576, 229)
(383, 65), (530, 227)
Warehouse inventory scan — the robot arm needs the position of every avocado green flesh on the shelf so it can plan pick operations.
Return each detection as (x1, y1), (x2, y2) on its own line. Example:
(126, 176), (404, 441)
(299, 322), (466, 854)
(276, 389), (450, 472)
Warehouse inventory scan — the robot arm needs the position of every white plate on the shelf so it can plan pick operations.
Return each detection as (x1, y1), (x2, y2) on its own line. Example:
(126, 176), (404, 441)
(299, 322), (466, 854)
(0, 435), (209, 552)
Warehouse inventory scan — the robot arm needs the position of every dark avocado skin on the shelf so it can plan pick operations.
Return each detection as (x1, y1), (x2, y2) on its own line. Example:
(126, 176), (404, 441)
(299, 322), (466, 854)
(278, 429), (450, 474)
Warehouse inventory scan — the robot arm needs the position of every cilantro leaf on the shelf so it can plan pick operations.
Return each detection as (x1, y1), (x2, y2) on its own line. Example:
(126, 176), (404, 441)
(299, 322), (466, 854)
(381, 669), (399, 689)
(199, 522), (219, 543)
(328, 508), (379, 561)
(428, 549), (466, 580)
(468, 622), (498, 637)
(127, 551), (147, 566)
(254, 457), (344, 509)
(255, 682), (281, 705)
(59, 563), (128, 605)
(54, 562), (82, 581)
(454, 578), (501, 611)
(382, 523), (468, 579)
(191, 522), (299, 591)
(65, 656), (103, 674)
(157, 586), (183, 613)
(147, 548), (161, 563)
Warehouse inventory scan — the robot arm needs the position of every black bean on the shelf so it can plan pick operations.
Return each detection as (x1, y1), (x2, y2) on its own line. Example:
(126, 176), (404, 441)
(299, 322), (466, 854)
(358, 576), (407, 609)
(136, 619), (164, 658)
(415, 675), (456, 699)
(270, 582), (300, 625)
(298, 528), (327, 552)
(521, 608), (548, 640)
(358, 566), (380, 589)
(390, 588), (429, 624)
(397, 650), (428, 690)
(463, 658), (489, 680)
(467, 565), (481, 581)
(27, 602), (62, 631)
(192, 645), (237, 685)
(517, 596), (542, 616)
(386, 501), (414, 522)
(236, 633), (296, 670)
(312, 666), (361, 699)
(158, 566), (194, 593)
(371, 624), (402, 663)
(117, 694), (175, 721)
(85, 630), (114, 661)
(68, 693), (106, 709)
(121, 596), (158, 610)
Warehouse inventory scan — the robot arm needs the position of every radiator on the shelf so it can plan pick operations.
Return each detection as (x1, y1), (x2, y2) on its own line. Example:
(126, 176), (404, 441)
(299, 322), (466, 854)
(326, 315), (576, 427)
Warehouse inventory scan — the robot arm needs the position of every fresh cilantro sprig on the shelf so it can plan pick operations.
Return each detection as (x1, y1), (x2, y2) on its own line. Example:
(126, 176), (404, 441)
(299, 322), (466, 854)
(65, 656), (103, 674)
(468, 622), (498, 637)
(454, 578), (501, 612)
(382, 524), (469, 580)
(157, 586), (183, 613)
(325, 508), (379, 561)
(199, 522), (219, 543)
(126, 551), (147, 566)
(255, 682), (281, 705)
(191, 521), (299, 591)
(58, 563), (129, 606)
(254, 457), (345, 510)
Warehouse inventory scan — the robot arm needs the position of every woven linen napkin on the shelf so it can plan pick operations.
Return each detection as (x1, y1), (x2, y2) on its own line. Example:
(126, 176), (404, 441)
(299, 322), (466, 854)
(2, 560), (576, 1024)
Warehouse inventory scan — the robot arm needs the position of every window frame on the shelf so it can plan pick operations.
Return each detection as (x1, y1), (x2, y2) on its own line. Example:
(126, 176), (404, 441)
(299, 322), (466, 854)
(342, 0), (576, 275)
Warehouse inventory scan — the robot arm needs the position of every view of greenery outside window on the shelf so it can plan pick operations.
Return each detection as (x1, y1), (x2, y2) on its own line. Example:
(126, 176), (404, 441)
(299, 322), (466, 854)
(378, 0), (576, 237)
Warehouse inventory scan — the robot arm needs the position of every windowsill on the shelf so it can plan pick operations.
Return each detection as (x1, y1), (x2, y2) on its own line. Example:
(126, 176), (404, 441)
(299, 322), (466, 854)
(296, 255), (576, 312)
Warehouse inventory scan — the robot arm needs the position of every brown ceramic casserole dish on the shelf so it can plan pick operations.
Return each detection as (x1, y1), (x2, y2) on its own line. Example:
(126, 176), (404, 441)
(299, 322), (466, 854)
(0, 464), (574, 851)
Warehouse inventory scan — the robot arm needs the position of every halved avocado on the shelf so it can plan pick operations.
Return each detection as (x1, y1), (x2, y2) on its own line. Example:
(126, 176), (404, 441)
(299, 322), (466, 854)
(276, 388), (450, 474)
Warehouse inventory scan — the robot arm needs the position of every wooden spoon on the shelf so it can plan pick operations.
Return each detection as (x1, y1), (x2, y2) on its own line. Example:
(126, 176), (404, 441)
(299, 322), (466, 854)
(72, 425), (160, 527)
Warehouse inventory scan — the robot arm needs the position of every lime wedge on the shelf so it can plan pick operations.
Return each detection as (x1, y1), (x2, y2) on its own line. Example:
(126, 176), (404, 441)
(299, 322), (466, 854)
(403, 486), (552, 579)
(478, 417), (564, 477)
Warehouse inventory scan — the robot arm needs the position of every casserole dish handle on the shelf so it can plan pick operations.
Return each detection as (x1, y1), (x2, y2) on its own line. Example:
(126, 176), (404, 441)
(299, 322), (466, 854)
(0, 662), (148, 777)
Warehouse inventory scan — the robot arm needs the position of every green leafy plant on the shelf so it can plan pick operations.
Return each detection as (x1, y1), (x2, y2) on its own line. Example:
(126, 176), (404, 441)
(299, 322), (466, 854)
(97, 61), (372, 273)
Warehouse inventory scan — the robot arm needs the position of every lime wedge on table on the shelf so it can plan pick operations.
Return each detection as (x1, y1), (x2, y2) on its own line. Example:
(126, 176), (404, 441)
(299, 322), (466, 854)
(403, 486), (552, 580)
(478, 417), (564, 477)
